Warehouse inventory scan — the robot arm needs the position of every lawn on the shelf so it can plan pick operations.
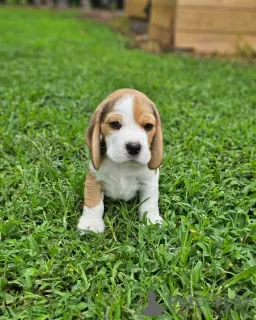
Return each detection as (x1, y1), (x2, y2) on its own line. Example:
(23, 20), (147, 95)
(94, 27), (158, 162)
(0, 7), (256, 320)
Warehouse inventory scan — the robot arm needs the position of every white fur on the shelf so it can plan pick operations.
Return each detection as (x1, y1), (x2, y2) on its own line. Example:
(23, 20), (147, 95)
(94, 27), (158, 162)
(105, 96), (151, 166)
(77, 201), (105, 233)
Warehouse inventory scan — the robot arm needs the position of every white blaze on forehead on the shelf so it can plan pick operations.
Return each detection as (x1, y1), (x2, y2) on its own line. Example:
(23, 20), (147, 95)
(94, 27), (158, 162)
(114, 95), (136, 124)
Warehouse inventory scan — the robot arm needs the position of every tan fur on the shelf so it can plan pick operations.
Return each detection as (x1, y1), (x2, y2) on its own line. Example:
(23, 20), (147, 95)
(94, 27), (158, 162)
(101, 113), (123, 137)
(86, 93), (121, 169)
(84, 171), (103, 208)
(133, 95), (156, 147)
(147, 104), (163, 169)
(132, 93), (163, 169)
(86, 88), (163, 170)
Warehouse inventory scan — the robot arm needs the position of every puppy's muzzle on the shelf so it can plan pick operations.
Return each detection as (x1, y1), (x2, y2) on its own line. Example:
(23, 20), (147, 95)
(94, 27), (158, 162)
(126, 142), (141, 156)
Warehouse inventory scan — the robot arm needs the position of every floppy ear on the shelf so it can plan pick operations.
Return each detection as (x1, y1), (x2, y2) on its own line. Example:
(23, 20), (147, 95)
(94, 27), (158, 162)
(148, 105), (163, 170)
(86, 92), (121, 170)
(86, 103), (105, 170)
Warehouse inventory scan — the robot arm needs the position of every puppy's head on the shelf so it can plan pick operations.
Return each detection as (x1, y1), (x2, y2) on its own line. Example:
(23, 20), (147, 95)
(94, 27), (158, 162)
(86, 89), (163, 170)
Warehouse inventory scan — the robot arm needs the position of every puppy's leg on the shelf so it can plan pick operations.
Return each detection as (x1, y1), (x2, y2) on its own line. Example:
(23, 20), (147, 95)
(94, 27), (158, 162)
(139, 169), (163, 225)
(77, 171), (105, 233)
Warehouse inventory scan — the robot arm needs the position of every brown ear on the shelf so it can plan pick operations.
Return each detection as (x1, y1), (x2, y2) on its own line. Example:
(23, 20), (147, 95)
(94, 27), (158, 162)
(86, 103), (105, 170)
(86, 91), (123, 169)
(148, 106), (163, 170)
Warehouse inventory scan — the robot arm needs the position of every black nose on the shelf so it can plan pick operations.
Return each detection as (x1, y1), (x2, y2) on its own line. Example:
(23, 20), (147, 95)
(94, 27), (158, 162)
(126, 142), (141, 156)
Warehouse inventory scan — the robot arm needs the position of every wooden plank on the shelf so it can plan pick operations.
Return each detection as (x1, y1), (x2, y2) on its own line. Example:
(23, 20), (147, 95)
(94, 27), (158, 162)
(152, 0), (176, 8)
(149, 24), (173, 46)
(176, 8), (256, 33)
(150, 6), (175, 29)
(125, 0), (148, 19)
(175, 32), (256, 53)
(178, 0), (256, 9)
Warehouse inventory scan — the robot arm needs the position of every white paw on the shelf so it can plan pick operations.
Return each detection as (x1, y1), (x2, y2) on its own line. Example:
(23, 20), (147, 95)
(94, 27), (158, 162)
(77, 215), (105, 234)
(146, 214), (163, 225)
(78, 203), (105, 234)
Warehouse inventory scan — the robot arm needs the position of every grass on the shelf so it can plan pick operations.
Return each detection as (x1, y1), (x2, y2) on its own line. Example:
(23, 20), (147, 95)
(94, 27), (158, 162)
(0, 7), (256, 320)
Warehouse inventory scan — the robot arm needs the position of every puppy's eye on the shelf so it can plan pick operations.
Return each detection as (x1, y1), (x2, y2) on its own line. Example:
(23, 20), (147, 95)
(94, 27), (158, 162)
(144, 123), (153, 131)
(109, 121), (122, 130)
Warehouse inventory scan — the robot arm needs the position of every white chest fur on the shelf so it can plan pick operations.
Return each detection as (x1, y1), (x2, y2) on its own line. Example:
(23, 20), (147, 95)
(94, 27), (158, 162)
(102, 174), (139, 201)
(89, 158), (154, 201)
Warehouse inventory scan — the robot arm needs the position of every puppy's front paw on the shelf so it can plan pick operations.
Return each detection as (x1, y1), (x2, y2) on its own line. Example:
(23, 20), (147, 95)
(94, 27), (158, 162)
(77, 215), (105, 233)
(78, 203), (105, 234)
(146, 213), (163, 225)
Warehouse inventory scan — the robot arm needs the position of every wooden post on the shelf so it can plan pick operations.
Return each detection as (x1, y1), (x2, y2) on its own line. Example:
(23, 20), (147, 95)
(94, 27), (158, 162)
(149, 0), (176, 47)
(125, 0), (148, 20)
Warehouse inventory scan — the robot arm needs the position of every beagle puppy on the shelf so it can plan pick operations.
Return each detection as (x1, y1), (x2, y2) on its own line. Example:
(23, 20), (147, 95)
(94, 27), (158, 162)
(77, 88), (163, 233)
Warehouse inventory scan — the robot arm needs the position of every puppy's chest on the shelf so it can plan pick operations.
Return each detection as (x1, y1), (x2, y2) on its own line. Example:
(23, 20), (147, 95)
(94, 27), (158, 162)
(101, 174), (139, 201)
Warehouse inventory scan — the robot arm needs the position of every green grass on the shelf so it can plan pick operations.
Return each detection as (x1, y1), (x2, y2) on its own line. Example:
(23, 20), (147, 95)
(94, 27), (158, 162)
(0, 7), (256, 320)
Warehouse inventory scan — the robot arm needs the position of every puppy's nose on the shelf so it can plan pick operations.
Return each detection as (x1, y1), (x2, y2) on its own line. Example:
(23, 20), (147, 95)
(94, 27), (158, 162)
(126, 142), (141, 156)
